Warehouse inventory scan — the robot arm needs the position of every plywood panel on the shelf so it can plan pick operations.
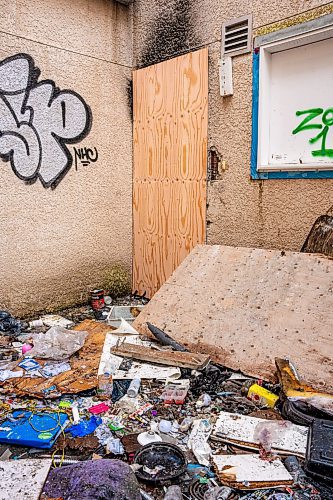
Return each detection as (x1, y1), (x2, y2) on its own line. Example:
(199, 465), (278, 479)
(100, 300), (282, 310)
(133, 49), (208, 297)
(133, 245), (333, 393)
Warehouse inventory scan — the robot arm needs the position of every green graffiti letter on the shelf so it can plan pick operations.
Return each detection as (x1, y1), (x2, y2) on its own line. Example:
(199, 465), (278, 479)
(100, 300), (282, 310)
(292, 108), (323, 135)
(293, 107), (333, 158)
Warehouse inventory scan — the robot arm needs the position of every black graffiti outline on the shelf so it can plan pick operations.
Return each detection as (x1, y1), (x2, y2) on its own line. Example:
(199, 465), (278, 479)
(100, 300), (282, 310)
(73, 146), (99, 169)
(0, 53), (92, 189)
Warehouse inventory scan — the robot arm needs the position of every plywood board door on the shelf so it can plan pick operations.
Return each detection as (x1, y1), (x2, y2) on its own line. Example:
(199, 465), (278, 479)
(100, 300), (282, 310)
(133, 49), (208, 298)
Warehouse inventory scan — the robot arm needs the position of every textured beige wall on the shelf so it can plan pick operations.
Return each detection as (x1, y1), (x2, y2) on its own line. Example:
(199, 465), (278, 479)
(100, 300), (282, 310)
(133, 0), (333, 251)
(0, 0), (133, 315)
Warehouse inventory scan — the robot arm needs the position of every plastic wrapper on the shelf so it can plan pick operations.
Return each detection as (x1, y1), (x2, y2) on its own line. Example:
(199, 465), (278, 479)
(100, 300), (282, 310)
(66, 415), (102, 438)
(0, 369), (23, 382)
(254, 420), (292, 452)
(106, 437), (125, 455)
(188, 419), (212, 466)
(41, 361), (71, 377)
(29, 326), (88, 360)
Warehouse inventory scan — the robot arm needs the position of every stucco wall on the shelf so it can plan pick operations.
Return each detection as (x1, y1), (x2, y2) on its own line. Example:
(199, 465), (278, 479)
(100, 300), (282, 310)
(0, 0), (133, 315)
(133, 0), (333, 251)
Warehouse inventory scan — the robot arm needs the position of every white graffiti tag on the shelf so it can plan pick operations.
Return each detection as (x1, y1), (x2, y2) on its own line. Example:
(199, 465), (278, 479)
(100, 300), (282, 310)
(0, 54), (92, 187)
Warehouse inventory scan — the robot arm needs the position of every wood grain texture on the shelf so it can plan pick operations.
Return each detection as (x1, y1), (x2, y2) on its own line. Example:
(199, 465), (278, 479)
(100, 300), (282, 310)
(133, 245), (333, 393)
(133, 49), (208, 297)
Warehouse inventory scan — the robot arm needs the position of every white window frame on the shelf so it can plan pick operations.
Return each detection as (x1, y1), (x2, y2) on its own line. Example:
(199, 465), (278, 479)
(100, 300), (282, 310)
(257, 24), (333, 172)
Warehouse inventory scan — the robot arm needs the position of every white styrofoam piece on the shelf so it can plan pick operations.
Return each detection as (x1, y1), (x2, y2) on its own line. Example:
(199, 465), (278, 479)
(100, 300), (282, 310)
(98, 332), (181, 380)
(0, 459), (52, 500)
(213, 411), (308, 456)
(112, 318), (140, 335)
(212, 454), (293, 485)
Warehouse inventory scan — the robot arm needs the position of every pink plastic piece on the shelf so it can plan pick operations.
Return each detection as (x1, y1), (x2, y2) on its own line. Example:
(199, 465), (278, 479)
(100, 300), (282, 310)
(89, 403), (110, 414)
(22, 343), (33, 355)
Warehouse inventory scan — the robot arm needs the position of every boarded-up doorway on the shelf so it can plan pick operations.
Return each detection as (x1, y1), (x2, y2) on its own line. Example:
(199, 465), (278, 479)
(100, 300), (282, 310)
(133, 48), (208, 298)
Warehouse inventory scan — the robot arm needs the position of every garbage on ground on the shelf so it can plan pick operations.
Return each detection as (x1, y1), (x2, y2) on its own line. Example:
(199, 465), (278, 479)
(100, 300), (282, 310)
(0, 410), (68, 448)
(1, 458), (52, 500)
(107, 305), (144, 328)
(133, 442), (187, 482)
(212, 411), (308, 457)
(276, 358), (333, 420)
(304, 418), (333, 485)
(28, 326), (88, 360)
(0, 277), (332, 500)
(188, 418), (213, 466)
(212, 454), (293, 489)
(41, 314), (75, 329)
(42, 459), (141, 499)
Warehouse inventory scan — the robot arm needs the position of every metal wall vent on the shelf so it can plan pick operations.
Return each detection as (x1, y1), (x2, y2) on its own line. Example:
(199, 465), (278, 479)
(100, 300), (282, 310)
(222, 15), (252, 57)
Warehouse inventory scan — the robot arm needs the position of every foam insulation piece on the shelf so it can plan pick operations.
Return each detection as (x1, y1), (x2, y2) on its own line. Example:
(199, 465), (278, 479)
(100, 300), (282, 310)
(212, 454), (293, 489)
(0, 458), (52, 500)
(213, 411), (308, 457)
(133, 245), (333, 392)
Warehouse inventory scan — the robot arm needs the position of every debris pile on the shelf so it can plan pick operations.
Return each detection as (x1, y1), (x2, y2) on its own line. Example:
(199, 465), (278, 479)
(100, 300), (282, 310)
(0, 304), (332, 500)
(0, 245), (332, 500)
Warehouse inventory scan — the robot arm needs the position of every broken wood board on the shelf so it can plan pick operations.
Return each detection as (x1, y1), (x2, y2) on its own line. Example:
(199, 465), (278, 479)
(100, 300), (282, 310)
(0, 320), (111, 398)
(111, 342), (210, 369)
(98, 332), (181, 380)
(133, 245), (333, 392)
(212, 411), (308, 457)
(212, 454), (293, 489)
(0, 458), (52, 500)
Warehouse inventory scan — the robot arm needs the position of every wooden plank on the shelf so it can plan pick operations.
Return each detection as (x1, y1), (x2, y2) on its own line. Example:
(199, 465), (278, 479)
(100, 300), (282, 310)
(133, 245), (333, 393)
(133, 49), (208, 298)
(111, 342), (210, 369)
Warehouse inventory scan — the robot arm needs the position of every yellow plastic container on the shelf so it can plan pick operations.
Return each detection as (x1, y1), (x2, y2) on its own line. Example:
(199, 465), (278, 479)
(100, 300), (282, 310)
(247, 383), (279, 408)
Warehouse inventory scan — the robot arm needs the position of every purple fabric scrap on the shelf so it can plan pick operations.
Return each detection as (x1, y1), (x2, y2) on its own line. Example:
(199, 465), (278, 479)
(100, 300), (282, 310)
(42, 459), (141, 499)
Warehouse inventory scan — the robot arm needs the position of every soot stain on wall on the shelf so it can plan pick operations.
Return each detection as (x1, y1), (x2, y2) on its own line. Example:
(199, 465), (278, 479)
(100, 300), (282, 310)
(138, 0), (198, 68)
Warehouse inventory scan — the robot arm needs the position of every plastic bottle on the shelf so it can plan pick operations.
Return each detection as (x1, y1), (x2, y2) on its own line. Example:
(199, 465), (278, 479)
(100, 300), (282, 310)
(98, 360), (114, 400)
(127, 378), (141, 397)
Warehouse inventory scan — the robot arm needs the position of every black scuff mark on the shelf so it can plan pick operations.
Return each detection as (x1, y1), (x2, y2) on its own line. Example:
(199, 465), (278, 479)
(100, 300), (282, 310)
(138, 0), (198, 68)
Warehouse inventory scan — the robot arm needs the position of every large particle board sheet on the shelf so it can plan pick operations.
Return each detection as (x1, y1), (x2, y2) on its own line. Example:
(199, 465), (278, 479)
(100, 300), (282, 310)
(0, 459), (52, 500)
(133, 245), (333, 392)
